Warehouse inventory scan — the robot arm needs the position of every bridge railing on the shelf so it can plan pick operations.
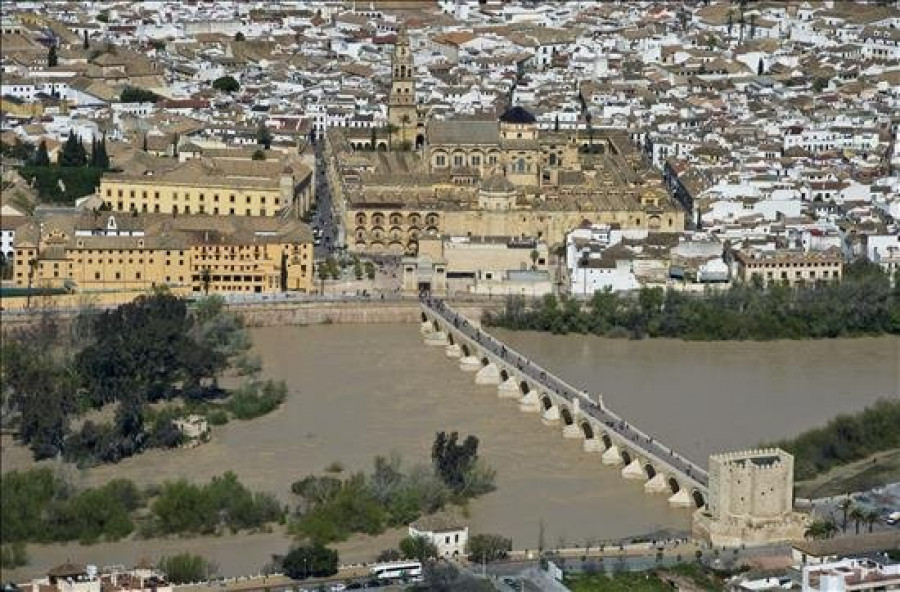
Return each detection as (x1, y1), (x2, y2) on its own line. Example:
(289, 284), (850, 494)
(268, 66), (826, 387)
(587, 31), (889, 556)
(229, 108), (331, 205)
(423, 298), (709, 487)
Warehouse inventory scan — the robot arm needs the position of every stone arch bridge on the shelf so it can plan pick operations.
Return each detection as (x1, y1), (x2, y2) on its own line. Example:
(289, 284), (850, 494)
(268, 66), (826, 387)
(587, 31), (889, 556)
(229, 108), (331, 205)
(421, 299), (710, 509)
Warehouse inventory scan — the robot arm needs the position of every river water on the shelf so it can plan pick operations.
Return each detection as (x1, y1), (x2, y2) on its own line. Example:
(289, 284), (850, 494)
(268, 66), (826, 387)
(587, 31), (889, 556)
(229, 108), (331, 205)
(2, 325), (897, 580)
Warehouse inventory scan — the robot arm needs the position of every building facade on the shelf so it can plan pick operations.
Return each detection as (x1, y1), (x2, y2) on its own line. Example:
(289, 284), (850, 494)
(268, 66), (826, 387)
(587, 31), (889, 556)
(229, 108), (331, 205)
(99, 155), (313, 218)
(12, 213), (314, 295)
(325, 36), (684, 257)
(733, 248), (843, 286)
(694, 448), (807, 546)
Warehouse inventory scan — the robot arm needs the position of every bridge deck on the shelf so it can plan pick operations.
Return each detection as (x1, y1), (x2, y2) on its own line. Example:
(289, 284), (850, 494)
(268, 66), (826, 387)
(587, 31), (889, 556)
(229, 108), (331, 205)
(423, 298), (709, 491)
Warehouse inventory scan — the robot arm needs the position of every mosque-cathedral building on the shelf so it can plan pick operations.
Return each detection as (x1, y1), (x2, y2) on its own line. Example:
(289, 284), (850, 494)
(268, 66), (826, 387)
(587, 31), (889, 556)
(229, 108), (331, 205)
(325, 29), (684, 256)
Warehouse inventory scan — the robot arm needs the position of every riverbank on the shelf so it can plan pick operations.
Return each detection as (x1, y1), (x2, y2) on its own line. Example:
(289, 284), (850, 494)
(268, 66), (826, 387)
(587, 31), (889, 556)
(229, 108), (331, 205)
(0, 298), (503, 332)
(3, 325), (896, 580)
(794, 449), (900, 499)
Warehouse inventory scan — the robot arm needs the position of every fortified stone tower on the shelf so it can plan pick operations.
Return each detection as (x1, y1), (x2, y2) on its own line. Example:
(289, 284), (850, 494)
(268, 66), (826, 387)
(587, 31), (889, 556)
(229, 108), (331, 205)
(694, 448), (808, 546)
(388, 27), (418, 148)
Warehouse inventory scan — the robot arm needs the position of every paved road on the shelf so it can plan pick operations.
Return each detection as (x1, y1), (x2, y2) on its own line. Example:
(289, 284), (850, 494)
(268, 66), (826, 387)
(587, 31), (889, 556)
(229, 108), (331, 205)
(423, 297), (709, 491)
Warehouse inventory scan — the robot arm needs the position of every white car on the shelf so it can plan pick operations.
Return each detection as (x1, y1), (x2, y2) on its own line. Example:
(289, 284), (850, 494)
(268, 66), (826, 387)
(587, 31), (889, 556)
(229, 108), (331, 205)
(329, 584), (347, 592)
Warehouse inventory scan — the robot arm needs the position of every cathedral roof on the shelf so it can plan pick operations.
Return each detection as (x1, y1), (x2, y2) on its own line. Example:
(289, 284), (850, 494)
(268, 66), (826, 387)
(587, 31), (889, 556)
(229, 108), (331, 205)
(480, 174), (516, 194)
(499, 105), (536, 124)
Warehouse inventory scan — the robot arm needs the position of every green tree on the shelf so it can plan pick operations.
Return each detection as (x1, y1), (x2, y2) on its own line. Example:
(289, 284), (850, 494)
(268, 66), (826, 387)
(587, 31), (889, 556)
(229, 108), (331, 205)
(58, 131), (88, 167)
(32, 140), (51, 166)
(849, 506), (865, 535)
(399, 535), (438, 564)
(256, 121), (272, 149)
(252, 149), (266, 161)
(281, 544), (339, 579)
(431, 431), (481, 495)
(120, 86), (159, 103)
(48, 44), (58, 67)
(212, 75), (241, 94)
(466, 533), (512, 563)
(83, 30), (90, 50)
(234, 31), (245, 42)
(159, 553), (212, 584)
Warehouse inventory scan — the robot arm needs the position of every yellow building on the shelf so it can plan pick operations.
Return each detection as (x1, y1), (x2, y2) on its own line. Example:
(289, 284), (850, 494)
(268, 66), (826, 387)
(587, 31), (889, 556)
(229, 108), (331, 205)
(733, 248), (843, 286)
(98, 154), (313, 218)
(327, 35), (683, 257)
(12, 212), (314, 295)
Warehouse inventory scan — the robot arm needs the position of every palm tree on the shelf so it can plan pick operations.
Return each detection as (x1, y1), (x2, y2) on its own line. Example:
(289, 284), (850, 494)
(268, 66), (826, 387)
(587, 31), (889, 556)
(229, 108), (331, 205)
(804, 519), (831, 540)
(383, 123), (399, 151)
(849, 506), (865, 535)
(838, 499), (852, 533)
(399, 114), (411, 149)
(864, 509), (880, 533)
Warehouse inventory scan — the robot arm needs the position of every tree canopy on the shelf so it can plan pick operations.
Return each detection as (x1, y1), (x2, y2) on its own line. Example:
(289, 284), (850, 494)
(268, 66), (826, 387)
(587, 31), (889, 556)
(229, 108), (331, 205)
(212, 75), (241, 93)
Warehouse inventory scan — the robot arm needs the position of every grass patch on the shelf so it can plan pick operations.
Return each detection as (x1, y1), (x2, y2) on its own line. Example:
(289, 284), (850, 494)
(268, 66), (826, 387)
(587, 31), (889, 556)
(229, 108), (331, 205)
(795, 448), (900, 498)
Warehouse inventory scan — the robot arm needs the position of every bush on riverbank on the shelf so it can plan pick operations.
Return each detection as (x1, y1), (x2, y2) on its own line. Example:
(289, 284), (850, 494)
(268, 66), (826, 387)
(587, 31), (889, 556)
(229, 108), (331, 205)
(159, 553), (215, 583)
(291, 434), (494, 545)
(484, 261), (899, 340)
(1, 469), (144, 547)
(769, 398), (900, 480)
(148, 471), (284, 536)
(2, 293), (287, 465)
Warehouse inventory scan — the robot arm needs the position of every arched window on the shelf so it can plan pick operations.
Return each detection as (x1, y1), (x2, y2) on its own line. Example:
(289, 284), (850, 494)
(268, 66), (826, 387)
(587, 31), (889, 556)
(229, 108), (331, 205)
(517, 158), (526, 172)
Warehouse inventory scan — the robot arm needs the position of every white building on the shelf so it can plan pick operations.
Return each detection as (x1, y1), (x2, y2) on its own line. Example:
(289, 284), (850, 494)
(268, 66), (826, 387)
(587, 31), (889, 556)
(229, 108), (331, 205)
(409, 515), (468, 559)
(801, 557), (900, 591)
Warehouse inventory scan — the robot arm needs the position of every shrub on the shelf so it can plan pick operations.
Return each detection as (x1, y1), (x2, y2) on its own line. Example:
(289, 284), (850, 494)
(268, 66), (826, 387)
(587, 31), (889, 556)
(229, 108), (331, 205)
(159, 553), (212, 584)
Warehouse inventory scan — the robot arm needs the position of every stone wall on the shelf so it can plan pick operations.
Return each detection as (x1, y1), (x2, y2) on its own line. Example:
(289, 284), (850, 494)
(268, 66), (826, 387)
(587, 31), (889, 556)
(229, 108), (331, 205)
(1, 300), (502, 333)
(233, 300), (499, 327)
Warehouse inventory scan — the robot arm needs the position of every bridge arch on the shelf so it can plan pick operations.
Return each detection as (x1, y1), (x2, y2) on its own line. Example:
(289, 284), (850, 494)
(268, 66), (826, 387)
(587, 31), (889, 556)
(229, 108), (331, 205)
(420, 312), (428, 323)
(447, 333), (455, 346)
(644, 463), (657, 479)
(461, 344), (471, 358)
(432, 319), (441, 332)
(691, 489), (706, 508)
(668, 477), (681, 494)
(540, 395), (553, 411)
(480, 356), (490, 367)
(601, 433), (613, 450)
(560, 406), (575, 426)
(580, 421), (594, 440)
(500, 369), (510, 382)
(621, 449), (633, 466)
(519, 381), (530, 395)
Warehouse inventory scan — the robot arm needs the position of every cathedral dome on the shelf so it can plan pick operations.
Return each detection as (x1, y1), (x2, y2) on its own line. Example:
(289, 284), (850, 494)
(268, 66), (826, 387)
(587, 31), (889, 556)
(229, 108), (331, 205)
(499, 105), (536, 124)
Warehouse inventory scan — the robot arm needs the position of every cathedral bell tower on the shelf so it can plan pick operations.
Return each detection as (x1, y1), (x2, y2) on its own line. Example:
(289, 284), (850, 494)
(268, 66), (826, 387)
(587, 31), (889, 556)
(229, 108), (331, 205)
(388, 27), (417, 149)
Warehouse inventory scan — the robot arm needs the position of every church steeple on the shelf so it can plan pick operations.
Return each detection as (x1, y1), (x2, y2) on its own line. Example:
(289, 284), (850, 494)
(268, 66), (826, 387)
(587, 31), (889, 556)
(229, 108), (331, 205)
(388, 26), (417, 148)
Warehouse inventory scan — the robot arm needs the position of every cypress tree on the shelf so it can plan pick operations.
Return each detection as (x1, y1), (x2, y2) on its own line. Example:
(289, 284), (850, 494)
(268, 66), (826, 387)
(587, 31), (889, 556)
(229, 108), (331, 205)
(33, 140), (51, 167)
(83, 29), (89, 50)
(97, 135), (110, 169)
(48, 44), (58, 67)
(90, 136), (98, 167)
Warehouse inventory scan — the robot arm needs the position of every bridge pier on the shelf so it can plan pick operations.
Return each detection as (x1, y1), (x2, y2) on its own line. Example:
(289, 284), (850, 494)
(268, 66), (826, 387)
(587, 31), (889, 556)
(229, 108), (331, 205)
(497, 378), (520, 399)
(621, 459), (646, 480)
(644, 473), (669, 494)
(475, 363), (501, 385)
(445, 343), (461, 358)
(562, 423), (582, 439)
(420, 321), (433, 335)
(459, 356), (481, 372)
(583, 438), (604, 453)
(519, 391), (540, 413)
(541, 405), (560, 425)
(601, 445), (623, 466)
(668, 489), (692, 508)
(424, 331), (449, 346)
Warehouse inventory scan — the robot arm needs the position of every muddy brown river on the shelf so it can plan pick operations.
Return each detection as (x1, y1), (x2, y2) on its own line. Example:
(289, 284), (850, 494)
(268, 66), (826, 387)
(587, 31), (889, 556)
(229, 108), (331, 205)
(3, 324), (897, 579)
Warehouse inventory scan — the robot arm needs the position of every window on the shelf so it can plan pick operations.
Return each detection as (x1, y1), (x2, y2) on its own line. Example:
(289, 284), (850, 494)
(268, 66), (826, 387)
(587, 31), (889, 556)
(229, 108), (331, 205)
(471, 155), (481, 166)
(436, 154), (446, 166)
(453, 154), (464, 167)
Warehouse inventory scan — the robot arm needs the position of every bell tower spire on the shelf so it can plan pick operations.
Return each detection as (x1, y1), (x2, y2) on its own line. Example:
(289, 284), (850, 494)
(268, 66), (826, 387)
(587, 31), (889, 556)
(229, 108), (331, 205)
(388, 26), (417, 149)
